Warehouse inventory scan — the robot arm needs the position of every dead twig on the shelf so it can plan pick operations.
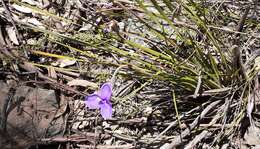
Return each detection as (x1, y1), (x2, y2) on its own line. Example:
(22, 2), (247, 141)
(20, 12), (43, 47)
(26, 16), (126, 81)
(149, 100), (212, 144)
(185, 104), (224, 149)
(40, 134), (103, 143)
(0, 0), (28, 57)
(77, 144), (134, 149)
(164, 100), (222, 148)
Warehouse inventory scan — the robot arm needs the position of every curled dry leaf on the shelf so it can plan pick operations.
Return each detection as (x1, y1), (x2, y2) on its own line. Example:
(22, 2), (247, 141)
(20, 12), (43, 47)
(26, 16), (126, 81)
(59, 59), (76, 68)
(52, 59), (76, 67)
(12, 4), (32, 14)
(21, 0), (38, 5)
(27, 18), (44, 27)
(255, 56), (260, 71)
(6, 27), (19, 45)
(67, 79), (98, 89)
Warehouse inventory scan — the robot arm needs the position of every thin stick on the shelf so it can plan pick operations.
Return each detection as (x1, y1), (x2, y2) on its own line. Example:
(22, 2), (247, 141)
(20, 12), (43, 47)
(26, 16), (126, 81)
(111, 65), (128, 86)
(1, 0), (28, 57)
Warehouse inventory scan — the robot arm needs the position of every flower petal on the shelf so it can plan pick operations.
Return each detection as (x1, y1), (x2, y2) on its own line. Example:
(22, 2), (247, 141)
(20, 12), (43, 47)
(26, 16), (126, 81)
(100, 102), (112, 119)
(99, 82), (112, 100)
(85, 94), (101, 109)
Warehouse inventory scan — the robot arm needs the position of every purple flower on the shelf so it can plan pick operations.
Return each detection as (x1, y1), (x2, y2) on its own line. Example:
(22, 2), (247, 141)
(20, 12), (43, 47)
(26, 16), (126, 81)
(85, 82), (113, 119)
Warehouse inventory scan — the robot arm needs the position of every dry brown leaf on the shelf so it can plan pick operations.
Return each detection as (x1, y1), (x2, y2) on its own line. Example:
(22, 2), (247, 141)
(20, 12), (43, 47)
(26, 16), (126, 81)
(59, 59), (76, 68)
(12, 4), (32, 14)
(48, 66), (57, 79)
(244, 125), (260, 146)
(6, 27), (19, 45)
(20, 62), (42, 72)
(67, 79), (98, 89)
(51, 59), (76, 67)
(54, 94), (68, 118)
